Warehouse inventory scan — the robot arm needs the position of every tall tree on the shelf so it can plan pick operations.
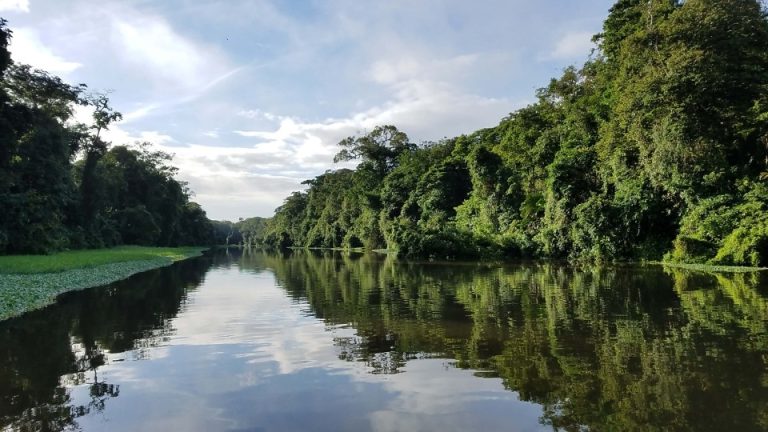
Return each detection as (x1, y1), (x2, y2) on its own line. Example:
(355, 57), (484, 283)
(77, 93), (122, 244)
(334, 125), (415, 181)
(0, 54), (85, 252)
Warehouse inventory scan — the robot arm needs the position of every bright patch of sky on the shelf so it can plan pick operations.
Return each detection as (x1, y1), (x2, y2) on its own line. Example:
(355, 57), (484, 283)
(3, 0), (614, 220)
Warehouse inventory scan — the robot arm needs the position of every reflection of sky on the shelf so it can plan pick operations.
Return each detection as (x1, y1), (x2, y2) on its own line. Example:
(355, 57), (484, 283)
(67, 266), (546, 432)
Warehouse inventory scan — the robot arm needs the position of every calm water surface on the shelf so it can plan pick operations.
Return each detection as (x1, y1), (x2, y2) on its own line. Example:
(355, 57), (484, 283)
(1, 250), (767, 431)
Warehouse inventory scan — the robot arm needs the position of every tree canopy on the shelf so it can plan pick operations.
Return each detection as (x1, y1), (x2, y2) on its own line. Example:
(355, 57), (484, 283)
(261, 0), (768, 266)
(0, 19), (214, 254)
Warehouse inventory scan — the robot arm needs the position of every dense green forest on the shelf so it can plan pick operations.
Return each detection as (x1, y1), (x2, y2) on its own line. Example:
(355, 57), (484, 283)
(5, 0), (768, 265)
(260, 0), (768, 266)
(0, 19), (214, 254)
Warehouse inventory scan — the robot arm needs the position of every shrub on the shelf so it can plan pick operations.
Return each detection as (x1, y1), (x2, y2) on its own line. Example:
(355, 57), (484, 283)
(711, 218), (768, 267)
(667, 235), (718, 264)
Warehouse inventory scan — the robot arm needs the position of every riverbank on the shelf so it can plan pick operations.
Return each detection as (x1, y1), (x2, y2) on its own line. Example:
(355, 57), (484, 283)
(281, 246), (768, 273)
(0, 246), (207, 321)
(658, 261), (768, 273)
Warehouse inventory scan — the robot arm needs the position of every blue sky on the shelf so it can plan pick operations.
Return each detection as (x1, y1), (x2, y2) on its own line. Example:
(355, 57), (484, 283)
(0, 0), (615, 220)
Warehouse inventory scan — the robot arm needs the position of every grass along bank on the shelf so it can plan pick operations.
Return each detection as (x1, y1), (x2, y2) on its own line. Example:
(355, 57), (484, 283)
(0, 246), (207, 321)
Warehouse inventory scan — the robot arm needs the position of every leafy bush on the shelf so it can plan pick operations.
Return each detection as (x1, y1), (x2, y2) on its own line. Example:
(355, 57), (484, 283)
(711, 215), (768, 267)
(668, 182), (768, 266)
(569, 195), (619, 262)
(666, 236), (719, 264)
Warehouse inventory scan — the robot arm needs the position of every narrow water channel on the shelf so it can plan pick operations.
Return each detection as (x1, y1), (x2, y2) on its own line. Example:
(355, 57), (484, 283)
(1, 249), (767, 431)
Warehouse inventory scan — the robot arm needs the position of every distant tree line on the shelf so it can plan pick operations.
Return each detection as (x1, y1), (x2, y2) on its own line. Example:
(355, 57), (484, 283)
(260, 0), (768, 266)
(210, 217), (269, 247)
(0, 19), (214, 254)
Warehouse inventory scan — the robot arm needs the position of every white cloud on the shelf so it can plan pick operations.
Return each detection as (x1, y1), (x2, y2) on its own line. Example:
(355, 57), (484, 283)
(100, 9), (241, 123)
(0, 0), (29, 12)
(111, 16), (217, 91)
(178, 74), (518, 219)
(8, 27), (81, 73)
(234, 78), (514, 155)
(72, 105), (174, 146)
(156, 142), (312, 218)
(361, 79), (515, 139)
(237, 109), (285, 123)
(91, 124), (297, 218)
(369, 53), (480, 85)
(545, 31), (595, 61)
(137, 130), (175, 145)
(121, 104), (160, 124)
(55, 10), (522, 220)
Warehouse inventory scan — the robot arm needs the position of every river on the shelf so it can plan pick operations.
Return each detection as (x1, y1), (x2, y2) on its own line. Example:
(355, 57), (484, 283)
(1, 249), (766, 431)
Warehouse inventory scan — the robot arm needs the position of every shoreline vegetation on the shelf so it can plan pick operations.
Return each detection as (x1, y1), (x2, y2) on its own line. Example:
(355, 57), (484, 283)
(0, 20), (216, 258)
(3, 241), (760, 325)
(657, 261), (768, 274)
(246, 1), (768, 269)
(0, 19), (216, 321)
(282, 245), (768, 273)
(0, 246), (206, 321)
(2, 0), (768, 302)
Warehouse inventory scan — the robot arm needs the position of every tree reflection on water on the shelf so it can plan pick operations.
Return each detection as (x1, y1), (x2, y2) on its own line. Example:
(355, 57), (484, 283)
(0, 257), (211, 431)
(1, 250), (767, 432)
(254, 250), (768, 432)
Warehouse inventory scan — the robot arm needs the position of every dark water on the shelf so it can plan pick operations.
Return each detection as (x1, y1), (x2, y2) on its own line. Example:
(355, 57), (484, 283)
(1, 250), (767, 432)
